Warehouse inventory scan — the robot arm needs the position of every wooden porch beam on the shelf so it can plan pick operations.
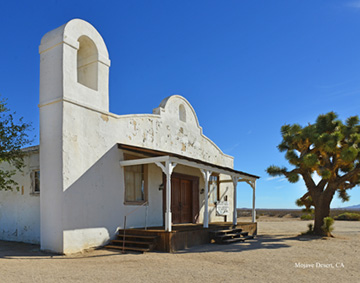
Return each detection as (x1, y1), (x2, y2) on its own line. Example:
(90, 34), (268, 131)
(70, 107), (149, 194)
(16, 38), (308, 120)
(169, 157), (257, 182)
(120, 156), (170, 167)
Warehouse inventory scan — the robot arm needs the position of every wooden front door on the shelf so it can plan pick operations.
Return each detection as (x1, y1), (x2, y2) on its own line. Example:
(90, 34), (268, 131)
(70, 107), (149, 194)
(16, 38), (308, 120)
(163, 173), (199, 225)
(172, 178), (193, 224)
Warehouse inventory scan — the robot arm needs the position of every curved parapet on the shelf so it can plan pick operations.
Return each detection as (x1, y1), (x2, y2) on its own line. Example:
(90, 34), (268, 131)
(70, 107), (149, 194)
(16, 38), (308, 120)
(153, 95), (201, 129)
(116, 95), (234, 167)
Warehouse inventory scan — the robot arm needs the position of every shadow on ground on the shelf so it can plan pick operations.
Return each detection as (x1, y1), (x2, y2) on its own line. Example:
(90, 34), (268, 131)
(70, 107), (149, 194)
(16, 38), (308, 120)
(0, 233), (322, 258)
(0, 240), (147, 260)
(175, 233), (322, 254)
(0, 240), (51, 259)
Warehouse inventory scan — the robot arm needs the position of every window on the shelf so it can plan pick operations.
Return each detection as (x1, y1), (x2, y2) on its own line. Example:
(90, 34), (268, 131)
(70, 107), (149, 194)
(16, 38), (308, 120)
(31, 170), (40, 194)
(179, 104), (186, 122)
(209, 174), (219, 204)
(123, 154), (148, 204)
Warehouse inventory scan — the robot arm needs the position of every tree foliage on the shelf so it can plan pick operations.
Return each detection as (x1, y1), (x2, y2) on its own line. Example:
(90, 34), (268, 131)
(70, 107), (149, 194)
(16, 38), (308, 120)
(0, 96), (32, 190)
(267, 112), (360, 235)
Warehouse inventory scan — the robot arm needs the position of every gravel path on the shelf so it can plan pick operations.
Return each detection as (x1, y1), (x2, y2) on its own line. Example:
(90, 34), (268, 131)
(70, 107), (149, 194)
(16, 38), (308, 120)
(1, 218), (359, 282)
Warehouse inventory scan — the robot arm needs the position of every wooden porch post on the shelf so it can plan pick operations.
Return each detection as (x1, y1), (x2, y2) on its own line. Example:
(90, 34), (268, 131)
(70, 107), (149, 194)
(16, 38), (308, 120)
(200, 170), (212, 228)
(252, 180), (256, 223)
(165, 162), (172, 232)
(155, 160), (177, 232)
(165, 161), (177, 232)
(232, 176), (238, 226)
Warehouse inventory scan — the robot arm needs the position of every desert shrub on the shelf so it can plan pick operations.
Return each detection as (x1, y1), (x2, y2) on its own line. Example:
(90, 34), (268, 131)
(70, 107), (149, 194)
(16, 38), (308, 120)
(335, 212), (360, 221)
(308, 223), (313, 232)
(301, 223), (314, 235)
(290, 213), (300, 218)
(321, 217), (334, 235)
(300, 214), (313, 220)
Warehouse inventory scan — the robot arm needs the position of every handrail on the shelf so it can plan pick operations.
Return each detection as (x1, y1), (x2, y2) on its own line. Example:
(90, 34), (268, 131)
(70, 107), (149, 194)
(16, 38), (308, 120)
(122, 201), (148, 254)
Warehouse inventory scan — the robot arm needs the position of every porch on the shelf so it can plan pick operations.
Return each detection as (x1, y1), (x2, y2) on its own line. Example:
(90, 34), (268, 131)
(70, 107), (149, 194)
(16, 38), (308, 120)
(107, 222), (257, 253)
(114, 144), (259, 252)
(118, 144), (259, 231)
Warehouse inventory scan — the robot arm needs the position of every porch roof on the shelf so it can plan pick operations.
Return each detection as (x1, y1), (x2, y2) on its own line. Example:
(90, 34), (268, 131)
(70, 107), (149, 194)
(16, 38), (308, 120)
(118, 143), (259, 181)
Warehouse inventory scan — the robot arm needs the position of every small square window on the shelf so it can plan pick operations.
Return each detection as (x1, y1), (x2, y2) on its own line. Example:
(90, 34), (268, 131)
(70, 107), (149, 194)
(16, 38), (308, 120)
(31, 170), (40, 194)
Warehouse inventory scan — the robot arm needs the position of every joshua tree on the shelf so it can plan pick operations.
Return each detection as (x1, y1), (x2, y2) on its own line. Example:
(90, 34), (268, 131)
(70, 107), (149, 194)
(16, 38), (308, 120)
(267, 112), (360, 235)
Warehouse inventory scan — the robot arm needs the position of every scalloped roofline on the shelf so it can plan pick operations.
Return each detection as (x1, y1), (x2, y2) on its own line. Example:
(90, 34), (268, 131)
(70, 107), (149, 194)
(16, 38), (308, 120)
(153, 94), (234, 161)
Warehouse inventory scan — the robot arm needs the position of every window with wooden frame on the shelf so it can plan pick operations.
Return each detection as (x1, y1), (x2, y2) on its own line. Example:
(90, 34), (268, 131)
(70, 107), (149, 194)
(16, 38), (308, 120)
(31, 170), (40, 194)
(209, 173), (220, 204)
(123, 154), (148, 204)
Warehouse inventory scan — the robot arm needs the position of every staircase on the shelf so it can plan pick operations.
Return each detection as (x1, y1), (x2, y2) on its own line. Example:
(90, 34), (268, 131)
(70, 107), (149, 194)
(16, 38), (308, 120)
(105, 230), (159, 253)
(210, 227), (254, 244)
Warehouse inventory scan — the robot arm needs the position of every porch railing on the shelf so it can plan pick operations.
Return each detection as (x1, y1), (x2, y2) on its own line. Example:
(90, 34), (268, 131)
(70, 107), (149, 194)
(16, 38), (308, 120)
(122, 202), (148, 254)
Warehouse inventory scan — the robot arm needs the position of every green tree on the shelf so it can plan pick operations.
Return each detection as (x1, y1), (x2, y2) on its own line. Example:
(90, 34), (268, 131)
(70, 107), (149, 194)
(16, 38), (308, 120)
(0, 96), (32, 190)
(267, 112), (360, 235)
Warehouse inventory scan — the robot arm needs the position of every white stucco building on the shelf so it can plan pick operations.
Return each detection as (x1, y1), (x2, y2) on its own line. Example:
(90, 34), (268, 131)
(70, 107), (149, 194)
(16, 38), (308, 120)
(0, 146), (40, 244)
(0, 19), (259, 254)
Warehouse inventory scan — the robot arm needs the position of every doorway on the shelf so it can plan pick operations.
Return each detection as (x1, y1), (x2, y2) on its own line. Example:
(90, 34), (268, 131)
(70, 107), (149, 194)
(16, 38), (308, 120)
(163, 172), (199, 224)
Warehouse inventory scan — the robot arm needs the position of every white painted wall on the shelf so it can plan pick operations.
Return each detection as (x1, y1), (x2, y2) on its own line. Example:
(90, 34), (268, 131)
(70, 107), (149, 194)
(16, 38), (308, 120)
(0, 147), (40, 244)
(39, 19), (237, 254)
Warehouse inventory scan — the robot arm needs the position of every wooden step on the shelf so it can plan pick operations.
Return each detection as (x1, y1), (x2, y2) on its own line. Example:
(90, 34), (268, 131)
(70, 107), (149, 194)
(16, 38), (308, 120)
(105, 245), (150, 252)
(215, 233), (242, 238)
(117, 234), (158, 240)
(212, 228), (242, 234)
(111, 239), (154, 245)
(210, 227), (254, 245)
(243, 235), (254, 240)
(106, 232), (159, 253)
(215, 231), (248, 237)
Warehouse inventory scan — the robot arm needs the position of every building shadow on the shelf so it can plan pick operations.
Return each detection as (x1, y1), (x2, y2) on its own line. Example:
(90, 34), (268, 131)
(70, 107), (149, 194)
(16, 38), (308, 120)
(0, 240), (53, 259)
(0, 240), (139, 260)
(174, 233), (321, 254)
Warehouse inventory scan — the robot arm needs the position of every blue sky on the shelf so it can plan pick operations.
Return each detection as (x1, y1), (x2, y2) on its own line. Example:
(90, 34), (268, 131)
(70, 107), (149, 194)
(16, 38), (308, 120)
(1, 0), (360, 208)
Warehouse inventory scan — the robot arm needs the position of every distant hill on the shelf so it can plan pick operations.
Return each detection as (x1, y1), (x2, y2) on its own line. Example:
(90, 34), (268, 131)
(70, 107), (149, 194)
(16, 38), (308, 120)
(337, 204), (360, 210)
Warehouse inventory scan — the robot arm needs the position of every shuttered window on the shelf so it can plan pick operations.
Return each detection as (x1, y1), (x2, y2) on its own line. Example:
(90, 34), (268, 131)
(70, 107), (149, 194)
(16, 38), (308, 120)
(124, 154), (148, 204)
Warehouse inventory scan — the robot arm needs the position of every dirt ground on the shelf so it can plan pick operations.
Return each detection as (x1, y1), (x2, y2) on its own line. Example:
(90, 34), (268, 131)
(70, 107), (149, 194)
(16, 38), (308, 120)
(1, 217), (359, 283)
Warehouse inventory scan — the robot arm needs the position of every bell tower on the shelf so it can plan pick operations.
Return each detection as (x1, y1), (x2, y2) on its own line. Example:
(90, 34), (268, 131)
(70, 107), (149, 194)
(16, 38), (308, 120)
(38, 19), (110, 253)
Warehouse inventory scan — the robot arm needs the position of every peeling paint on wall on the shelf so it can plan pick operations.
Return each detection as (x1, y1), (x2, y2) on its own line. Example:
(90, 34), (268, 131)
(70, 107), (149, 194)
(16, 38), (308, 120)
(101, 114), (109, 122)
(181, 143), (186, 151)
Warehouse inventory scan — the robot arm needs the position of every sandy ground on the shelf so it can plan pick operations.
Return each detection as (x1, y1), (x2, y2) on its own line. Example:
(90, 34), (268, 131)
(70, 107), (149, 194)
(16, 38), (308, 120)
(1, 217), (359, 283)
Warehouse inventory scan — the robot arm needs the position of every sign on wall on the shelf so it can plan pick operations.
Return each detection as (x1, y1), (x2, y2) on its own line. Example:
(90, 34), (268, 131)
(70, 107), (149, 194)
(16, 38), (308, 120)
(216, 201), (230, 216)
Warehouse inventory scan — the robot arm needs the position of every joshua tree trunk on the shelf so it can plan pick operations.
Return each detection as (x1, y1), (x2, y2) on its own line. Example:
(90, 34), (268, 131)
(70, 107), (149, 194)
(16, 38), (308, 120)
(313, 193), (333, 236)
